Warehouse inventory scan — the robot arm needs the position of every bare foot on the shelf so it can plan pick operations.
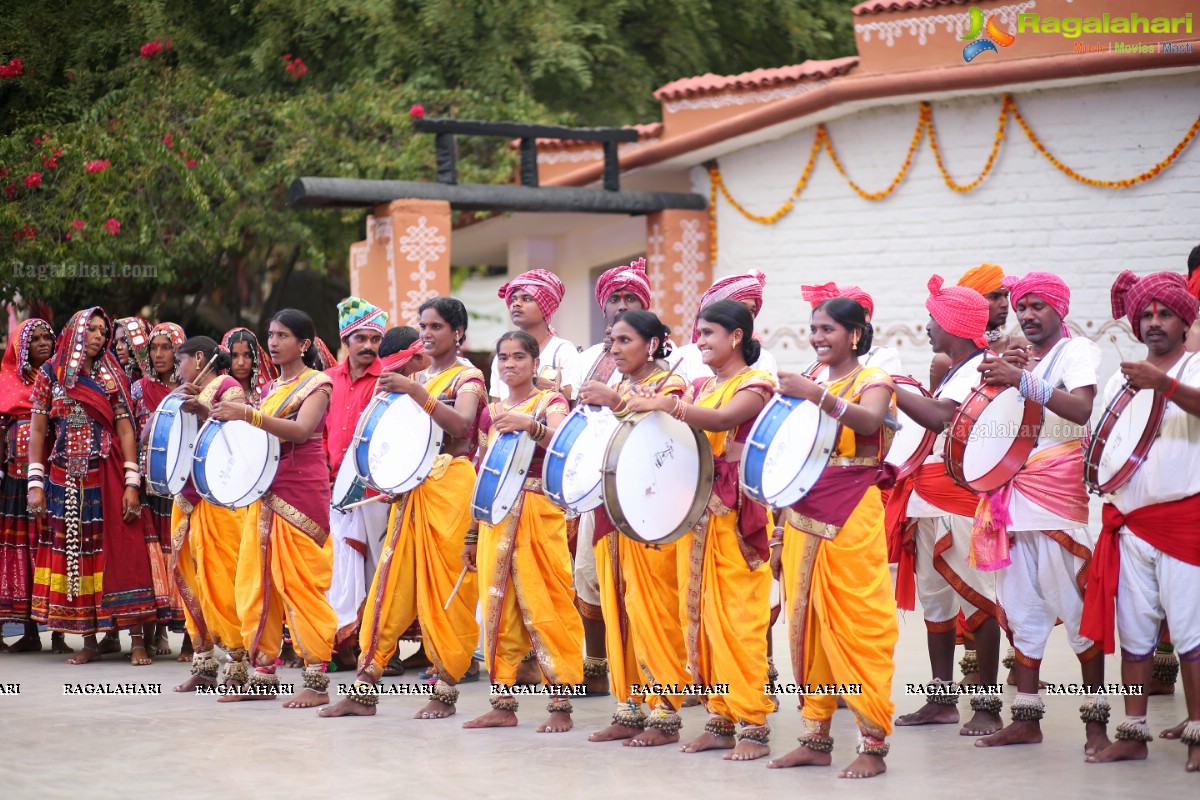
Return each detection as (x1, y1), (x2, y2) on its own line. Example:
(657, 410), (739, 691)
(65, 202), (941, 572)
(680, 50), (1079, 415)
(217, 688), (277, 703)
(1086, 740), (1148, 763)
(1084, 722), (1111, 756)
(51, 633), (74, 654)
(173, 674), (215, 692)
(960, 710), (1004, 736)
(97, 632), (121, 654)
(976, 720), (1043, 747)
(515, 658), (542, 686)
(415, 699), (456, 719)
(680, 732), (735, 753)
(66, 648), (101, 665)
(536, 711), (573, 733)
(283, 688), (329, 709)
(1158, 720), (1187, 740)
(153, 627), (172, 656)
(895, 702), (959, 727)
(319, 697), (376, 717)
(768, 746), (832, 769)
(1188, 743), (1199, 772)
(589, 723), (643, 742)
(680, 696), (701, 709)
(463, 709), (518, 728)
(625, 727), (679, 747)
(725, 740), (770, 761)
(130, 643), (153, 666)
(839, 753), (887, 778)
(2, 635), (42, 653)
(278, 642), (303, 668)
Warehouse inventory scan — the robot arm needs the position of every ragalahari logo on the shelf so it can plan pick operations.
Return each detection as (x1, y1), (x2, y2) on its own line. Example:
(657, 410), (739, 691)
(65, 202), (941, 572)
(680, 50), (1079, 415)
(961, 7), (1016, 62)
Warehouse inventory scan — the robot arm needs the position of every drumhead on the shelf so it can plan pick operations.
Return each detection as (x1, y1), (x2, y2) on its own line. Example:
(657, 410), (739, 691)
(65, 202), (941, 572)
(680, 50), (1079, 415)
(193, 419), (279, 508)
(472, 431), (536, 526)
(544, 405), (620, 513)
(1087, 386), (1163, 494)
(147, 395), (198, 497)
(961, 386), (1027, 484)
(603, 411), (713, 545)
(760, 397), (833, 506)
(885, 378), (935, 479)
(355, 392), (443, 494)
(332, 453), (366, 510)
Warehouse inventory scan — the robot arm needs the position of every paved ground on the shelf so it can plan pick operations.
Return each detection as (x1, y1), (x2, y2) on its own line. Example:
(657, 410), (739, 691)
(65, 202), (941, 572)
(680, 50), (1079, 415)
(1, 615), (1193, 800)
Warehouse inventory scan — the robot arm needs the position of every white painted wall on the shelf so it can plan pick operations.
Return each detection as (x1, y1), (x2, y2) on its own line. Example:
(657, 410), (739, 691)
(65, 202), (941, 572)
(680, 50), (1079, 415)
(702, 70), (1200, 404)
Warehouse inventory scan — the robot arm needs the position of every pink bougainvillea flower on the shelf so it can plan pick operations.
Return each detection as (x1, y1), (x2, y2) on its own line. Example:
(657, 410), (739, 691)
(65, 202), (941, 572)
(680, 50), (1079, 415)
(186, 159), (196, 169)
(12, 224), (37, 242)
(2, 185), (15, 199)
(285, 57), (308, 79)
(162, 132), (175, 149)
(140, 41), (164, 58)
(42, 155), (58, 169)
(409, 104), (426, 119)
(0, 58), (24, 78)
(103, 217), (121, 235)
(85, 159), (111, 174)
(23, 172), (41, 188)
(72, 219), (86, 230)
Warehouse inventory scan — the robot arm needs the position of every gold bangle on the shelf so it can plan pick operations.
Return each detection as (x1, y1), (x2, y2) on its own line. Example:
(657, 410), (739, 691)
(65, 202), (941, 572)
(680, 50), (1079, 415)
(243, 406), (249, 423)
(251, 409), (264, 429)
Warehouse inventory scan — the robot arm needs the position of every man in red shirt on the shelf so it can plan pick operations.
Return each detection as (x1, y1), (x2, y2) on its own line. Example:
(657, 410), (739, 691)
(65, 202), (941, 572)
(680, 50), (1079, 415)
(325, 297), (390, 665)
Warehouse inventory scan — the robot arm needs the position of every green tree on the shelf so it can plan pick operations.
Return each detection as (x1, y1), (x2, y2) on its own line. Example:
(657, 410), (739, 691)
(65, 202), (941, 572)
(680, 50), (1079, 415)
(0, 0), (858, 334)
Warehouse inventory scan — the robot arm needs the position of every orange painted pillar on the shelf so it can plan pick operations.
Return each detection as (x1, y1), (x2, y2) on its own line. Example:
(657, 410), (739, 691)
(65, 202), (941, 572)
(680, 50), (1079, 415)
(348, 199), (452, 327)
(645, 209), (711, 343)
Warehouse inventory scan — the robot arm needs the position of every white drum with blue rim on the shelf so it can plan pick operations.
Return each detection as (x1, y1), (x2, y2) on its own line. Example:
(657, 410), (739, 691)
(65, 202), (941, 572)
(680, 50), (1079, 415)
(471, 431), (536, 526)
(191, 418), (280, 508)
(740, 394), (837, 509)
(543, 404), (621, 513)
(331, 452), (369, 512)
(602, 411), (713, 546)
(145, 393), (199, 498)
(352, 392), (444, 495)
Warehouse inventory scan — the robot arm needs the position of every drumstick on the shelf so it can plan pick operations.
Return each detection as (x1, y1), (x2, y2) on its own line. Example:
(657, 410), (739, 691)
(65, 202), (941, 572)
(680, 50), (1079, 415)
(340, 493), (390, 510)
(653, 359), (682, 392)
(1109, 334), (1126, 364)
(443, 565), (469, 610)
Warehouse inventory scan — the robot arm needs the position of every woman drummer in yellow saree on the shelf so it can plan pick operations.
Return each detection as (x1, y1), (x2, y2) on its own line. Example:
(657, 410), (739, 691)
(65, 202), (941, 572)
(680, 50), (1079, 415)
(319, 297), (485, 721)
(628, 299), (776, 761)
(576, 309), (691, 747)
(767, 296), (899, 779)
(462, 331), (582, 734)
(211, 309), (337, 709)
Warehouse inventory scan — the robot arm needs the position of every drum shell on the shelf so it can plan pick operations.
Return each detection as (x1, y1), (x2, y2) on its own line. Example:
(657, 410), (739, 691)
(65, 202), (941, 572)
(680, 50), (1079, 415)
(885, 376), (937, 481)
(740, 394), (836, 509)
(602, 411), (714, 546)
(331, 452), (369, 511)
(471, 431), (536, 526)
(944, 383), (1042, 493)
(543, 404), (619, 513)
(1083, 384), (1166, 496)
(145, 394), (198, 498)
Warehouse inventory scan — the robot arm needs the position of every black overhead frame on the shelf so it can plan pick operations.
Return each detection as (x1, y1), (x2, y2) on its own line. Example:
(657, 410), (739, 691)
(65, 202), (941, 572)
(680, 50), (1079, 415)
(288, 117), (707, 215)
(414, 118), (638, 192)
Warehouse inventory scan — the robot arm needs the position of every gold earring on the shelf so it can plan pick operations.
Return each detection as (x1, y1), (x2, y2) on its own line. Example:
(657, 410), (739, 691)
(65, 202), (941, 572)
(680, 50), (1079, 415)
(852, 332), (860, 349)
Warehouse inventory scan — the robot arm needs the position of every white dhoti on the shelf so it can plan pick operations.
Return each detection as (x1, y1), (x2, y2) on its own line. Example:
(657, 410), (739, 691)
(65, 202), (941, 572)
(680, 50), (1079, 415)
(327, 499), (392, 640)
(1116, 532), (1200, 656)
(914, 515), (998, 631)
(574, 510), (602, 620)
(996, 528), (1094, 661)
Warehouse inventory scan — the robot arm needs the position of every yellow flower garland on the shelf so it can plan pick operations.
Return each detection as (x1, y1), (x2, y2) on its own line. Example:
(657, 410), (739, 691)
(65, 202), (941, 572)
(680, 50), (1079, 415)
(708, 92), (1200, 253)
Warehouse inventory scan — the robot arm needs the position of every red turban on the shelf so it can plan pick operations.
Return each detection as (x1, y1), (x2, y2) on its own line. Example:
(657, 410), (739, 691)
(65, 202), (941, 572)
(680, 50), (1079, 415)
(1110, 270), (1199, 343)
(594, 257), (652, 311)
(800, 282), (875, 319)
(380, 339), (425, 372)
(499, 269), (566, 324)
(691, 269), (766, 342)
(1189, 269), (1200, 301)
(926, 275), (989, 348)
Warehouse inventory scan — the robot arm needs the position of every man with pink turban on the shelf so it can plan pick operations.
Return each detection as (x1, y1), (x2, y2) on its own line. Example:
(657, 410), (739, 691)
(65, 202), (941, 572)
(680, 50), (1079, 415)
(800, 282), (904, 376)
(888, 276), (1004, 738)
(562, 257), (655, 697)
(490, 269), (579, 401)
(1080, 271), (1200, 770)
(974, 271), (1108, 754)
(677, 270), (778, 383)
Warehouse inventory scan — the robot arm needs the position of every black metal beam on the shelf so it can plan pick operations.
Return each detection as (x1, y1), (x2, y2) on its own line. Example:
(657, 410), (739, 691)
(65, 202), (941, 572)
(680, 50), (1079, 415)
(518, 138), (539, 187)
(414, 118), (638, 143)
(602, 141), (620, 192)
(288, 177), (706, 215)
(434, 133), (457, 185)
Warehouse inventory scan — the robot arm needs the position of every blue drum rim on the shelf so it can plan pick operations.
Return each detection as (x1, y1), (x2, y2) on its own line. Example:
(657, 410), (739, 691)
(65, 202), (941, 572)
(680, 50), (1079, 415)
(740, 394), (834, 508)
(147, 394), (191, 497)
(353, 392), (438, 494)
(543, 408), (590, 509)
(471, 431), (529, 525)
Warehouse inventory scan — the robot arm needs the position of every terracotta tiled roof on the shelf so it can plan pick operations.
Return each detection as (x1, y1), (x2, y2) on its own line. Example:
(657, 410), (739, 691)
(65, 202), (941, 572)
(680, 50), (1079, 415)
(852, 0), (974, 15)
(653, 58), (858, 101)
(508, 123), (663, 151)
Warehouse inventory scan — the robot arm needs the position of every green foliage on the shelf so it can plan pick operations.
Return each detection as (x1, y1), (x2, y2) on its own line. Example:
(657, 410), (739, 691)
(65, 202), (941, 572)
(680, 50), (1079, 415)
(0, 0), (858, 328)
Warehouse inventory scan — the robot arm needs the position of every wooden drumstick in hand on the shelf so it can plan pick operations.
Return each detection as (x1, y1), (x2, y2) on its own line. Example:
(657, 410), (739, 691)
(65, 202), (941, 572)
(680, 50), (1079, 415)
(443, 565), (469, 610)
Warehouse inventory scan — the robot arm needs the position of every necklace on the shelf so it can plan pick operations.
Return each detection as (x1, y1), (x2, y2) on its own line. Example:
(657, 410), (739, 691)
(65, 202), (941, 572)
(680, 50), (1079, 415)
(985, 329), (1002, 343)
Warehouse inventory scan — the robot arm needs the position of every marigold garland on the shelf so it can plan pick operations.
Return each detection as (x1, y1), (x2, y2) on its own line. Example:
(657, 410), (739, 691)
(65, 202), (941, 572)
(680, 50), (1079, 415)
(709, 92), (1200, 239)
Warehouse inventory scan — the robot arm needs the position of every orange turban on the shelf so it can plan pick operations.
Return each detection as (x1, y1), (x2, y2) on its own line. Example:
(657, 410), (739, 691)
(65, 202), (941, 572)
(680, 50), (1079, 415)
(957, 263), (1005, 296)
